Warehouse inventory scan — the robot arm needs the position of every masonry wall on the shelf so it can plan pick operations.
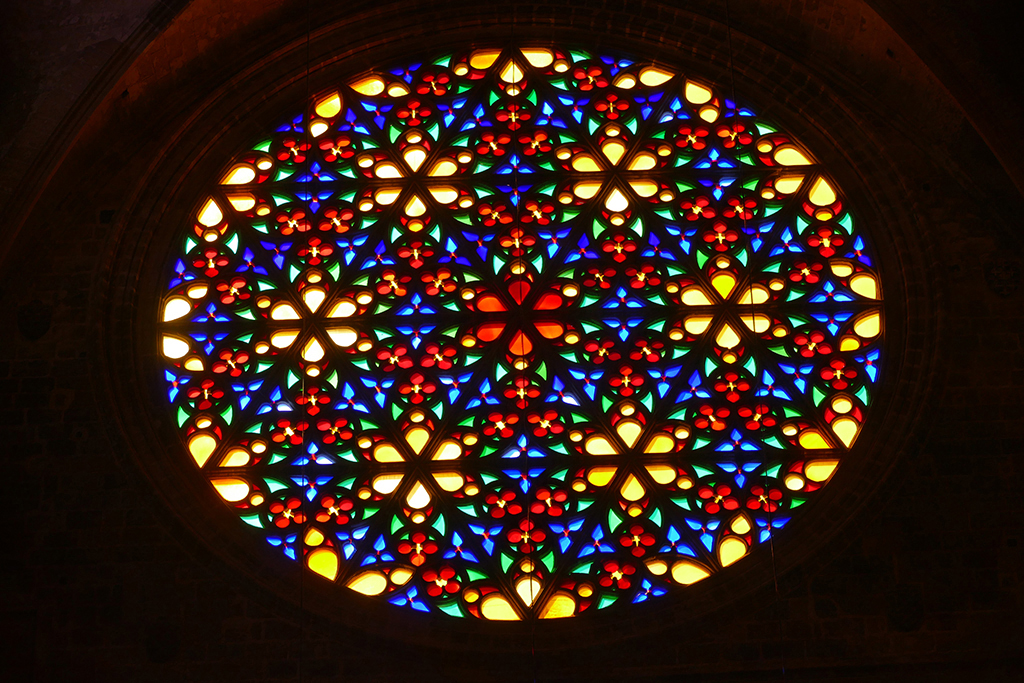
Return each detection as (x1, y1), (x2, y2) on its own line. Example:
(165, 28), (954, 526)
(1, 1), (1021, 681)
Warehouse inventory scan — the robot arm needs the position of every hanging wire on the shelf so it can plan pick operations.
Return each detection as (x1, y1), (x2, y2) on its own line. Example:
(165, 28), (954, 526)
(722, 0), (787, 676)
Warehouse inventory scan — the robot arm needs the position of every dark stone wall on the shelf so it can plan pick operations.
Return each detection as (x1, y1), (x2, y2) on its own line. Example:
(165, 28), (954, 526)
(1, 1), (1021, 681)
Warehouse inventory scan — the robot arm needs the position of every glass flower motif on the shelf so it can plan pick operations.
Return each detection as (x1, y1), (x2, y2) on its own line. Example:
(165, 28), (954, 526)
(158, 46), (883, 620)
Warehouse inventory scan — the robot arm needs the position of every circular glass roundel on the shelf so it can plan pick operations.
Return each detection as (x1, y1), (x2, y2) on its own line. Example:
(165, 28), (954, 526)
(158, 46), (883, 620)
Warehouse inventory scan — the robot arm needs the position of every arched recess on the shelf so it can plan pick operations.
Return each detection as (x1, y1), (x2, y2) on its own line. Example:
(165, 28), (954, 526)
(84, 0), (939, 662)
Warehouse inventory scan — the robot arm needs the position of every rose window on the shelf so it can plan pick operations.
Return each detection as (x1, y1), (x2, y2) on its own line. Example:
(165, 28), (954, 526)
(158, 46), (883, 620)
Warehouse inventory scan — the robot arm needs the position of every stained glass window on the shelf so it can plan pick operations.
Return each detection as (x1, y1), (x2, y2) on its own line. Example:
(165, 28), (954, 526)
(158, 46), (883, 620)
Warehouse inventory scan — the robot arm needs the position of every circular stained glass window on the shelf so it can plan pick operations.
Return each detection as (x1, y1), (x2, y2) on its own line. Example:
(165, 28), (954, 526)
(157, 45), (883, 620)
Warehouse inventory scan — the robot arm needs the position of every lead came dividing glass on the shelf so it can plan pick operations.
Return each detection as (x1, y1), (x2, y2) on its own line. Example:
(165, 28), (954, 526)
(158, 46), (883, 620)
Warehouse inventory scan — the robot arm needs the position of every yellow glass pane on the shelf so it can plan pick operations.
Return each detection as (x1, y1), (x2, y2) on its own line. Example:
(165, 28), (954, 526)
(620, 474), (646, 501)
(740, 313), (772, 334)
(373, 444), (403, 462)
(808, 176), (837, 205)
(390, 568), (413, 585)
(615, 419), (643, 447)
(302, 287), (325, 312)
(684, 81), (713, 104)
(853, 311), (881, 338)
(326, 327), (357, 347)
(731, 515), (751, 535)
(850, 273), (879, 299)
(711, 271), (736, 298)
(469, 50), (501, 70)
(499, 60), (524, 83)
(831, 396), (854, 413)
(681, 287), (713, 306)
(671, 561), (710, 585)
(645, 464), (676, 484)
(831, 416), (860, 448)
(374, 188), (400, 205)
(784, 473), (806, 491)
(374, 162), (403, 178)
(628, 180), (658, 197)
(571, 154), (601, 172)
(699, 105), (719, 123)
(773, 146), (812, 165)
(226, 194), (255, 212)
(515, 576), (542, 606)
(307, 547), (339, 581)
(539, 592), (576, 619)
(433, 472), (465, 492)
(304, 527), (325, 546)
(432, 439), (462, 460)
(737, 285), (769, 305)
(480, 594), (519, 620)
(301, 337), (325, 362)
(350, 76), (385, 96)
(269, 330), (298, 348)
(645, 558), (668, 575)
(371, 473), (403, 494)
(220, 448), (249, 467)
(626, 152), (657, 171)
(586, 466), (618, 487)
(715, 323), (742, 349)
(521, 48), (554, 68)
(601, 140), (626, 165)
(719, 536), (747, 567)
(347, 570), (387, 595)
(327, 299), (356, 318)
(183, 357), (204, 371)
(186, 283), (208, 299)
(211, 478), (249, 502)
(584, 435), (617, 455)
(386, 82), (409, 97)
(162, 335), (190, 359)
(314, 92), (342, 118)
(830, 260), (854, 277)
(403, 147), (426, 172)
(189, 433), (217, 467)
(197, 198), (223, 227)
(774, 175), (804, 194)
(684, 315), (713, 334)
(639, 67), (674, 86)
(270, 303), (300, 320)
(405, 426), (430, 454)
(805, 459), (839, 482)
(798, 429), (830, 449)
(404, 195), (427, 217)
(613, 73), (637, 89)
(604, 188), (629, 212)
(163, 297), (191, 322)
(406, 481), (431, 509)
(309, 121), (329, 138)
(221, 164), (256, 185)
(573, 181), (603, 199)
(644, 434), (675, 454)
(428, 159), (458, 176)
(428, 187), (459, 204)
